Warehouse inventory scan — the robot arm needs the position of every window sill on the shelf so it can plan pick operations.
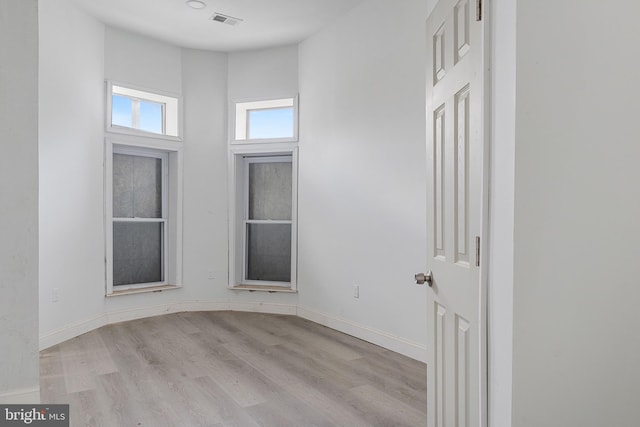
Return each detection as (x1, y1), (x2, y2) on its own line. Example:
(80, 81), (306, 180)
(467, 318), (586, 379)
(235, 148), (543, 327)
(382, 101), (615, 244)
(229, 284), (297, 293)
(107, 127), (182, 142)
(107, 284), (183, 297)
(230, 137), (298, 145)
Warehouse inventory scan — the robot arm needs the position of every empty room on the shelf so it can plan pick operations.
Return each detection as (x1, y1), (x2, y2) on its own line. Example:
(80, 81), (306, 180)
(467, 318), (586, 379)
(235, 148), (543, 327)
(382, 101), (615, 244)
(2, 0), (640, 426)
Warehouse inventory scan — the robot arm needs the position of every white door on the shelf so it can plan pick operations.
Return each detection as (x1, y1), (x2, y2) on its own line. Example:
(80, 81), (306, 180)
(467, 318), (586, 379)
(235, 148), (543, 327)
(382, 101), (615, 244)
(422, 0), (487, 426)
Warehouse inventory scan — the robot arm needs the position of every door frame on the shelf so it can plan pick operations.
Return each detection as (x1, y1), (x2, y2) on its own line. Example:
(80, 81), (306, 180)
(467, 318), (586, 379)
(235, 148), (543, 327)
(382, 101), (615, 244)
(478, 0), (491, 425)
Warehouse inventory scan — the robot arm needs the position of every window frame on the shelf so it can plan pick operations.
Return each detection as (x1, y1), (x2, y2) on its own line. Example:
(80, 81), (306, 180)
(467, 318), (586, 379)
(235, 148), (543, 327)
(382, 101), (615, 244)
(242, 155), (293, 287)
(105, 137), (183, 296)
(106, 80), (183, 141)
(111, 147), (168, 290)
(228, 145), (299, 292)
(231, 95), (299, 144)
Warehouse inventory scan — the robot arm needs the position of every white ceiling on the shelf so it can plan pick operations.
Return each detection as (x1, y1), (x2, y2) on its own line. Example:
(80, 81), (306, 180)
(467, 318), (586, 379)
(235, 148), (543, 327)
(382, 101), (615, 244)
(71, 0), (365, 52)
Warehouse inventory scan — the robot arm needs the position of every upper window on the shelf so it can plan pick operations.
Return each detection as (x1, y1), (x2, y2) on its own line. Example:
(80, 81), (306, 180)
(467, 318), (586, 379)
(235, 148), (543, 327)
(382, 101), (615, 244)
(107, 82), (181, 139)
(233, 97), (298, 143)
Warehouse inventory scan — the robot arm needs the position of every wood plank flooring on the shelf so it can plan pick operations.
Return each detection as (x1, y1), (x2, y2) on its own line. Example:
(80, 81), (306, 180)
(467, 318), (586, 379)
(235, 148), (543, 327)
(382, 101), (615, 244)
(40, 311), (427, 427)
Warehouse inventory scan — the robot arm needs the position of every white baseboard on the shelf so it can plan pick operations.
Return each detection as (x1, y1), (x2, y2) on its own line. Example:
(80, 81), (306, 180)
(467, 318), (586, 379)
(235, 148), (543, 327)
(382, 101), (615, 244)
(105, 301), (184, 325)
(297, 305), (427, 363)
(39, 301), (423, 363)
(229, 301), (297, 315)
(40, 300), (297, 350)
(0, 387), (40, 404)
(179, 300), (231, 313)
(39, 314), (107, 351)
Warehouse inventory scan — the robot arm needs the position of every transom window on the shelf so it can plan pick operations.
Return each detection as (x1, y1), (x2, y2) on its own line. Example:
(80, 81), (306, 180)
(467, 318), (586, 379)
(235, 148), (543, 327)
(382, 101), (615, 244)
(112, 94), (164, 134)
(233, 97), (298, 143)
(107, 82), (180, 138)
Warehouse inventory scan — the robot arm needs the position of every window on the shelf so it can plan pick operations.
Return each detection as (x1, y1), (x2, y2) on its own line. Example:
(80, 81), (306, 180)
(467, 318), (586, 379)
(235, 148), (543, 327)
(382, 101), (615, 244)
(104, 81), (183, 296)
(229, 95), (299, 291)
(105, 142), (183, 295)
(112, 149), (167, 288)
(244, 156), (292, 283)
(229, 148), (298, 291)
(233, 96), (298, 143)
(107, 82), (181, 139)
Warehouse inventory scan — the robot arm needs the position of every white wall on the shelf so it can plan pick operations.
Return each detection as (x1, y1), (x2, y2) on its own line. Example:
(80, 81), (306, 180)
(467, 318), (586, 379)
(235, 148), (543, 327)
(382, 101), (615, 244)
(180, 48), (229, 302)
(228, 44), (299, 100)
(0, 0), (40, 403)
(511, 1), (640, 426)
(38, 0), (106, 345)
(105, 26), (182, 94)
(297, 0), (432, 360)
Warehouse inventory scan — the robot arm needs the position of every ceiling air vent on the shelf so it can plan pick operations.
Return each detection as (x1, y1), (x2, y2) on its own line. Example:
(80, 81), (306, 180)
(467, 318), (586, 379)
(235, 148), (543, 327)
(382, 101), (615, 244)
(210, 12), (243, 26)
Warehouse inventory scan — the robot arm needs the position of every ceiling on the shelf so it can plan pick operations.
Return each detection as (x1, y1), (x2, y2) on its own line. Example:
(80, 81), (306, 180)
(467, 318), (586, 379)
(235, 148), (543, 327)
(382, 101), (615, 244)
(71, 0), (365, 52)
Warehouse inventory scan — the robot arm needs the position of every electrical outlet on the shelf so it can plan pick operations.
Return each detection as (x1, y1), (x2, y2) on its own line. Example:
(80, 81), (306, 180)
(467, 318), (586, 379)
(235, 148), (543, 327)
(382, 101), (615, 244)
(353, 285), (359, 299)
(52, 288), (59, 302)
(207, 270), (215, 280)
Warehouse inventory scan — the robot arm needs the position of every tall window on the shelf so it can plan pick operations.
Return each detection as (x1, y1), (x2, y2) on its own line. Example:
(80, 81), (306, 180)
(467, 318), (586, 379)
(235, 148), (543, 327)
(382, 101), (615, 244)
(112, 149), (167, 288)
(244, 156), (293, 284)
(228, 95), (299, 291)
(229, 148), (298, 291)
(105, 81), (183, 296)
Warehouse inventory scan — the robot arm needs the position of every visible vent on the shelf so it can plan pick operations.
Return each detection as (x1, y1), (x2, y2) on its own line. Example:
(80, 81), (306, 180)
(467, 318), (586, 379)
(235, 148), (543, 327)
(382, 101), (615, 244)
(210, 12), (243, 26)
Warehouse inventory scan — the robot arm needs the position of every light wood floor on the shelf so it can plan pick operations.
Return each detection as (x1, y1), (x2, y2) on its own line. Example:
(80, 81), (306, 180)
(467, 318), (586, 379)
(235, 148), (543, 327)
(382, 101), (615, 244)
(40, 311), (427, 427)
